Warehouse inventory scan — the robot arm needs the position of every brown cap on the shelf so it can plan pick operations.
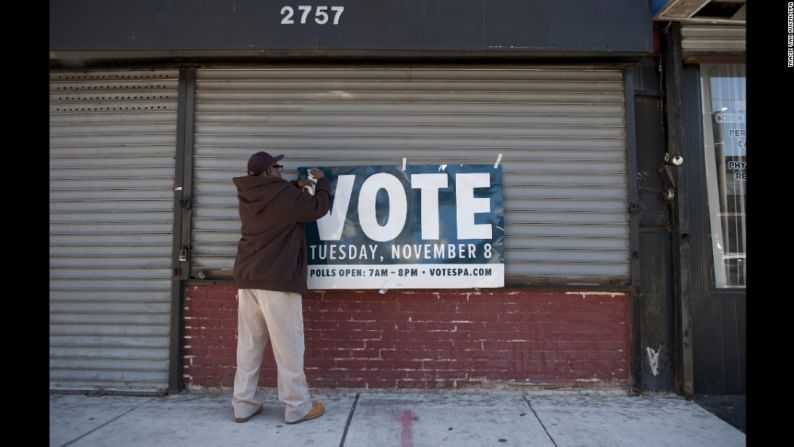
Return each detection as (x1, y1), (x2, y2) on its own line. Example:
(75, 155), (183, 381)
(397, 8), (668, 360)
(247, 151), (284, 176)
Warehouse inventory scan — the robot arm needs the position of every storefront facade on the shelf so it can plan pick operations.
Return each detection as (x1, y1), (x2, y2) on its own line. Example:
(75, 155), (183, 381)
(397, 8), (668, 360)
(50, 0), (663, 394)
(655, 0), (746, 395)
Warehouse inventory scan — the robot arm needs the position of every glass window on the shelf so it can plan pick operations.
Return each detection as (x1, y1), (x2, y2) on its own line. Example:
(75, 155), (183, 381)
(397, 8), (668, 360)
(700, 64), (746, 288)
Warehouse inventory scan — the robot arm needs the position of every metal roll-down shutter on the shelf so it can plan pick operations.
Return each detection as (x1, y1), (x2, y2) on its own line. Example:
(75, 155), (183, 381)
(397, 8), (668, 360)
(191, 67), (629, 284)
(50, 70), (178, 392)
(681, 24), (745, 58)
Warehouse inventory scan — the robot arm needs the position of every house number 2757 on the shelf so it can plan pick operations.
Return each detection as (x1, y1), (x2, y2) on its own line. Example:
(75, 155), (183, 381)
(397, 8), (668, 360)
(280, 6), (345, 25)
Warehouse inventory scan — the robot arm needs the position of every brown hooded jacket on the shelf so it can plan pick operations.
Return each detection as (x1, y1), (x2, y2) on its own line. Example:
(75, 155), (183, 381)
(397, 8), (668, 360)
(231, 174), (331, 295)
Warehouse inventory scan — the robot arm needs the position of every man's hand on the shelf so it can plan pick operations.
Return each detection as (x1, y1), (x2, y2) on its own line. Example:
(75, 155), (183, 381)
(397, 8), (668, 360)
(296, 179), (313, 188)
(308, 168), (325, 179)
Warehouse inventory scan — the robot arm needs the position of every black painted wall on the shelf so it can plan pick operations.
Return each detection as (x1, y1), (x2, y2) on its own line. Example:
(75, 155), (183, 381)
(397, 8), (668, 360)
(50, 0), (652, 56)
(633, 57), (675, 391)
(681, 66), (746, 395)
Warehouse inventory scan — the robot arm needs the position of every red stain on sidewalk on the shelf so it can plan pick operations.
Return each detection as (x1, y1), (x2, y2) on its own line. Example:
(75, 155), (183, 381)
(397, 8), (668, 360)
(397, 409), (419, 447)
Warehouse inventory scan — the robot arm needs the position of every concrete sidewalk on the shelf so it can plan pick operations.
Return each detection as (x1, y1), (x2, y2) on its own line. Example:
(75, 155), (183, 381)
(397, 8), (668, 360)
(50, 389), (745, 447)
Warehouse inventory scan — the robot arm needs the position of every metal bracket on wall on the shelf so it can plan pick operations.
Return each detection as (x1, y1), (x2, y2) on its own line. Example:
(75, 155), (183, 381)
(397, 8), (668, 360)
(178, 247), (191, 280)
(658, 165), (677, 202)
(659, 165), (676, 188)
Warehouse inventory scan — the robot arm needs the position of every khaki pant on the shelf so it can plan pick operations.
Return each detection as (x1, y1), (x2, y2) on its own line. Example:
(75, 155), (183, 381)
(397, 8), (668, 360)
(231, 289), (313, 423)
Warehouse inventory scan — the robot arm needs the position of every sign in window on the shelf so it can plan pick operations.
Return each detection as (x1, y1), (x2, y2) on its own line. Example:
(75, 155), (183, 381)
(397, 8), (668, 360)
(700, 64), (746, 288)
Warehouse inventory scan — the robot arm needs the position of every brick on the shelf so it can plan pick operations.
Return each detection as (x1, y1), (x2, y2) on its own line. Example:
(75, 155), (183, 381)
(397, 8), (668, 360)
(373, 349), (415, 361)
(207, 287), (234, 300)
(399, 370), (436, 381)
(330, 321), (374, 332)
(320, 369), (351, 380)
(316, 348), (352, 359)
(304, 347), (324, 357)
(185, 287), (208, 301)
(316, 378), (367, 388)
(396, 380), (430, 389)
(305, 310), (350, 321)
(307, 330), (354, 341)
(345, 349), (381, 360)
(410, 340), (453, 351)
(184, 284), (629, 390)
(183, 346), (207, 356)
(311, 320), (342, 330)
(332, 359), (372, 370)
(420, 360), (460, 370)
(193, 328), (235, 338)
(190, 366), (228, 378)
(206, 347), (235, 358)
(363, 370), (402, 382)
(356, 360), (398, 371)
(311, 339), (366, 350)
(191, 294), (225, 306)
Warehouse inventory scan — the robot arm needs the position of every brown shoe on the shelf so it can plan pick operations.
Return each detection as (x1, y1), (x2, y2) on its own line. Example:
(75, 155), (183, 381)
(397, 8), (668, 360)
(234, 403), (264, 423)
(286, 401), (325, 424)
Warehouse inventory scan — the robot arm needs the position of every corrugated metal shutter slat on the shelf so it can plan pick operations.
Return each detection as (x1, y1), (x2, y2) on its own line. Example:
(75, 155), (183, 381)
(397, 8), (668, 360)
(681, 24), (745, 56)
(192, 67), (629, 280)
(49, 69), (178, 392)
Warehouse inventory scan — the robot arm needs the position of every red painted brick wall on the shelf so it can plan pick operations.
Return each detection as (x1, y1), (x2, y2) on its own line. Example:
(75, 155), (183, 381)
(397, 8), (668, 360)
(183, 285), (630, 390)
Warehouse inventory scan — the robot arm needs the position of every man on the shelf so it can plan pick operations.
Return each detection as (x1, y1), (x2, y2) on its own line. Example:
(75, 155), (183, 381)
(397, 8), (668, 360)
(230, 151), (331, 424)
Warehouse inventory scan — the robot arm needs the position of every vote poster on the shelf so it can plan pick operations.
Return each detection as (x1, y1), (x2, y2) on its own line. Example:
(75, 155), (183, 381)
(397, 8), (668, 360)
(297, 165), (504, 289)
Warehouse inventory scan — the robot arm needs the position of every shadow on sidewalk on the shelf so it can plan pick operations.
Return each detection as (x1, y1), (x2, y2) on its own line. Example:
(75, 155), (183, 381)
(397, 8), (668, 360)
(694, 394), (746, 433)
